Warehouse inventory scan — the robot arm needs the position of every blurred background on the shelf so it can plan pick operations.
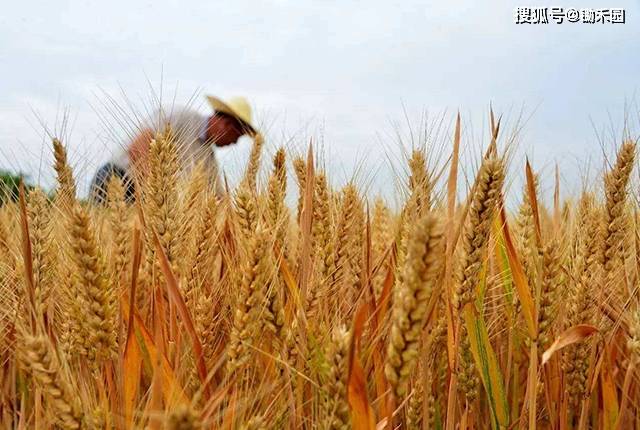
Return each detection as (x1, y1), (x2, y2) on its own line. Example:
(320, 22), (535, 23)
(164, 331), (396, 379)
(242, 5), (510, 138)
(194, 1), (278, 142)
(1, 0), (639, 204)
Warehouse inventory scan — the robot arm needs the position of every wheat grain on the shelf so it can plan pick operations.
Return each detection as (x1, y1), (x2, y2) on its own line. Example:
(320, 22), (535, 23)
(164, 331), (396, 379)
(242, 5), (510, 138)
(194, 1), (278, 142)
(19, 333), (83, 429)
(385, 212), (443, 399)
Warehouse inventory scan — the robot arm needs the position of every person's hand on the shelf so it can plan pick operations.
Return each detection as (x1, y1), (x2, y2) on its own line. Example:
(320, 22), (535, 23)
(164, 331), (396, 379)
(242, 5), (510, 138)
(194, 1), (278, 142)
(128, 128), (154, 169)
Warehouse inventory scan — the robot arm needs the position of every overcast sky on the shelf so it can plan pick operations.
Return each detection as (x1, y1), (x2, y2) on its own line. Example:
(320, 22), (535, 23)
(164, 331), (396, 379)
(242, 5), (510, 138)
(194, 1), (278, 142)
(1, 0), (639, 202)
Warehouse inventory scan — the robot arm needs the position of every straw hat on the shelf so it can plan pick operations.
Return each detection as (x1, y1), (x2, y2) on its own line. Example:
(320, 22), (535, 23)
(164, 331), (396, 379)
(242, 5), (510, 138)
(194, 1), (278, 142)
(206, 95), (257, 135)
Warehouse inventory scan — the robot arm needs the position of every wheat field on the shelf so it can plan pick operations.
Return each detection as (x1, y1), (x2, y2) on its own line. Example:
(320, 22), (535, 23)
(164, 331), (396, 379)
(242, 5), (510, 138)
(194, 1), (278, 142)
(1, 115), (639, 429)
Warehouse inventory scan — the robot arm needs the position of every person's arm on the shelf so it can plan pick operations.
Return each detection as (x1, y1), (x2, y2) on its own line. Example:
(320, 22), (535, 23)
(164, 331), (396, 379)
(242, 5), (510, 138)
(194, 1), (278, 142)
(128, 128), (155, 172)
(89, 127), (154, 205)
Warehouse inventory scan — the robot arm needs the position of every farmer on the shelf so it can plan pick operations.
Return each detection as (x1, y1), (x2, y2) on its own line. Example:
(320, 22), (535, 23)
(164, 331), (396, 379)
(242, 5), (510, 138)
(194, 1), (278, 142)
(90, 95), (257, 203)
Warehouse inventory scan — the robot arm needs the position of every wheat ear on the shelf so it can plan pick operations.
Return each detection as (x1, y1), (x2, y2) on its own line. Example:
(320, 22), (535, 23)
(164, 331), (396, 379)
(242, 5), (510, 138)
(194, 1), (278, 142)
(385, 212), (444, 399)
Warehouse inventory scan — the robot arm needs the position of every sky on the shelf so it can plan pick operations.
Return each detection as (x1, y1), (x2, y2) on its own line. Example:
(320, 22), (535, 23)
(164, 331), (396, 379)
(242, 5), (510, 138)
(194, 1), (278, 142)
(1, 0), (639, 204)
